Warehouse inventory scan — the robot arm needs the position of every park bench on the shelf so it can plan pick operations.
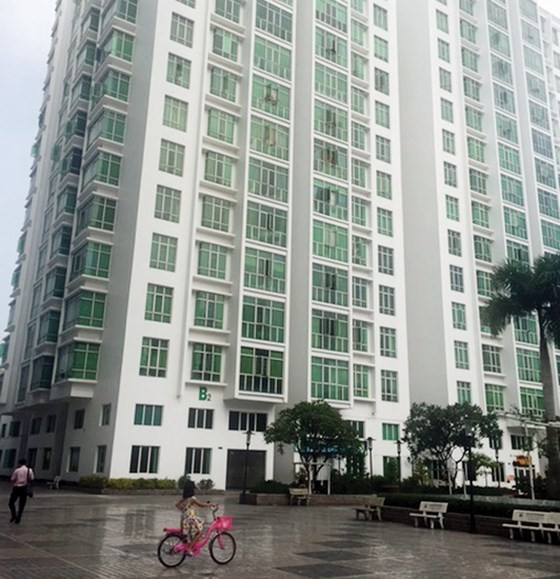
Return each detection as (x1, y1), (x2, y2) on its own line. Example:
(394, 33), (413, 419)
(289, 488), (311, 506)
(355, 496), (385, 521)
(503, 510), (552, 543)
(47, 475), (61, 490)
(543, 512), (560, 544)
(409, 501), (448, 529)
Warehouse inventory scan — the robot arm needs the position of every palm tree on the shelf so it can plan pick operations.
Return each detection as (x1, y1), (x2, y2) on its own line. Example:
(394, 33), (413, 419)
(485, 254), (560, 499)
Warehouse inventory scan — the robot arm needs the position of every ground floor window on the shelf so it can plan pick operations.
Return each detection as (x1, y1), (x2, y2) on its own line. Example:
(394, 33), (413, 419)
(129, 445), (159, 474)
(185, 447), (211, 475)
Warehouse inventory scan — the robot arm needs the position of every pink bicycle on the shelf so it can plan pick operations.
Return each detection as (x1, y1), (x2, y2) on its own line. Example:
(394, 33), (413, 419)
(157, 508), (236, 567)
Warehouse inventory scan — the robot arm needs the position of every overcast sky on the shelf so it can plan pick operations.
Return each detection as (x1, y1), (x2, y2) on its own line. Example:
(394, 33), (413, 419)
(1, 0), (560, 332)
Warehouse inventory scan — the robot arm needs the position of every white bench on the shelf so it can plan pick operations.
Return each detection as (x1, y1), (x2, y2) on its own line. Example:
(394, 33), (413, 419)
(503, 510), (553, 543)
(543, 512), (560, 544)
(47, 475), (61, 490)
(409, 501), (448, 529)
(289, 488), (310, 506)
(355, 497), (385, 521)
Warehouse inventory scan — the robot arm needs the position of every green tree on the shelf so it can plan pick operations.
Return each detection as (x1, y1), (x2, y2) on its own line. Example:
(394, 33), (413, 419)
(403, 402), (501, 493)
(485, 255), (560, 498)
(264, 401), (363, 486)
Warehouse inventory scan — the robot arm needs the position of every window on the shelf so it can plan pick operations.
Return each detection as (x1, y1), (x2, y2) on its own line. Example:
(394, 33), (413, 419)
(379, 285), (395, 315)
(462, 47), (479, 72)
(538, 189), (559, 219)
(441, 98), (454, 122)
(134, 404), (163, 426)
(446, 196), (459, 221)
(191, 344), (222, 382)
(373, 4), (387, 29)
(313, 221), (348, 263)
(373, 36), (388, 61)
(316, 0), (347, 33)
(97, 70), (130, 102)
(315, 63), (347, 103)
(496, 113), (518, 143)
(442, 129), (455, 154)
(77, 196), (116, 232)
(379, 327), (396, 357)
(82, 151), (121, 186)
(100, 404), (111, 426)
(68, 447), (80, 472)
(463, 77), (481, 101)
(256, 0), (292, 42)
(202, 195), (231, 232)
(501, 175), (524, 206)
(210, 67), (238, 102)
(187, 408), (214, 429)
(314, 180), (348, 222)
(95, 445), (107, 474)
(375, 101), (390, 129)
(70, 242), (111, 279)
(170, 13), (194, 47)
(185, 447), (211, 474)
(514, 315), (538, 345)
(465, 106), (483, 131)
(542, 221), (560, 251)
(485, 383), (505, 412)
(374, 68), (389, 95)
(352, 236), (368, 266)
(204, 151), (233, 186)
(438, 39), (450, 62)
(353, 365), (370, 398)
(436, 10), (449, 33)
(454, 341), (469, 369)
(150, 234), (177, 272)
(315, 100), (348, 142)
(311, 356), (349, 401)
(64, 291), (106, 329)
(145, 284), (173, 323)
(246, 201), (287, 248)
(439, 68), (452, 92)
(159, 139), (185, 176)
(242, 296), (285, 343)
(316, 27), (348, 67)
(520, 387), (544, 419)
(506, 240), (530, 265)
(87, 110), (126, 145)
(381, 370), (398, 402)
(382, 423), (399, 441)
(254, 36), (291, 79)
(443, 162), (457, 187)
(467, 137), (485, 163)
(447, 230), (462, 256)
(163, 96), (188, 131)
(474, 235), (492, 262)
(312, 309), (348, 352)
(248, 157), (288, 203)
(130, 446), (159, 474)
(46, 414), (56, 433)
(472, 202), (490, 228)
(457, 381), (471, 403)
(215, 0), (242, 22)
(252, 76), (290, 120)
(503, 207), (527, 239)
(103, 29), (134, 61)
(313, 264), (348, 307)
(482, 345), (501, 373)
(452, 302), (467, 330)
(377, 171), (392, 199)
(197, 242), (227, 280)
(194, 291), (225, 329)
(37, 310), (61, 344)
(378, 246), (394, 275)
(352, 277), (369, 308)
(155, 185), (181, 223)
(450, 265), (464, 292)
(314, 140), (348, 180)
(167, 53), (191, 88)
(477, 271), (493, 297)
(228, 411), (267, 432)
(353, 320), (369, 352)
(240, 347), (284, 394)
(139, 338), (168, 377)
(208, 108), (236, 144)
(244, 248), (286, 293)
(352, 196), (368, 226)
(517, 348), (540, 382)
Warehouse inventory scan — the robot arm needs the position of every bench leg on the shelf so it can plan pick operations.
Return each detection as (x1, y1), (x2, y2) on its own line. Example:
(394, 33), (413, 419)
(413, 518), (418, 528)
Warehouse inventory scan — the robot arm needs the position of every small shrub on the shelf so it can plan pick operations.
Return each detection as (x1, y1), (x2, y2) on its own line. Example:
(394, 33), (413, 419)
(105, 478), (134, 490)
(155, 478), (176, 490)
(250, 479), (290, 494)
(198, 478), (215, 491)
(78, 475), (107, 489)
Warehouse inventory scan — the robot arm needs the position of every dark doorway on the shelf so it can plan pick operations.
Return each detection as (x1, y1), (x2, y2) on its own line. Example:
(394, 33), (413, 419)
(226, 449), (266, 490)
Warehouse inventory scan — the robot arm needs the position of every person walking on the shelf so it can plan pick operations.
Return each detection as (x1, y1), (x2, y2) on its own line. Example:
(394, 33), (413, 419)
(9, 458), (34, 524)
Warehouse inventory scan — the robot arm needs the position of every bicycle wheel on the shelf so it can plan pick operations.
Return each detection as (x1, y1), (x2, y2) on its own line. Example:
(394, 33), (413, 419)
(157, 533), (187, 568)
(209, 531), (236, 565)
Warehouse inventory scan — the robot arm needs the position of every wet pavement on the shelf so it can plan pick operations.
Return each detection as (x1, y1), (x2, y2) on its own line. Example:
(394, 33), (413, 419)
(1, 484), (559, 578)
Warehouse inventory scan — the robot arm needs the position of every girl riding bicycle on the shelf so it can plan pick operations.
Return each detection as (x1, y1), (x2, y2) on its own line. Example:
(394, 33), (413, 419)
(176, 480), (217, 554)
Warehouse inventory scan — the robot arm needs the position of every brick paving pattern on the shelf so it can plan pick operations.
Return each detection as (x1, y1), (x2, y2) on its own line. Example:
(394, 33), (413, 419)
(0, 485), (558, 578)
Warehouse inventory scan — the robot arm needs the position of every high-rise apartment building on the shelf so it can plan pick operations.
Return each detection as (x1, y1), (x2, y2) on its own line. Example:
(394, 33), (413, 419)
(1, 0), (559, 489)
(399, 0), (560, 482)
(0, 0), (411, 487)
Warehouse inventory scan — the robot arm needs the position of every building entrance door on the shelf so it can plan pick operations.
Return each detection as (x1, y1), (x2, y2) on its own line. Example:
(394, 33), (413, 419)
(226, 449), (266, 490)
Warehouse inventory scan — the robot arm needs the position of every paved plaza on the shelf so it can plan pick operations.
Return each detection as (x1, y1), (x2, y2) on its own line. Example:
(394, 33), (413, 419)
(1, 485), (559, 579)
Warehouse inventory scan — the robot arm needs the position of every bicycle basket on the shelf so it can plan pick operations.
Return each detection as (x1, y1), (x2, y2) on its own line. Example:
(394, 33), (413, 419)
(215, 516), (232, 530)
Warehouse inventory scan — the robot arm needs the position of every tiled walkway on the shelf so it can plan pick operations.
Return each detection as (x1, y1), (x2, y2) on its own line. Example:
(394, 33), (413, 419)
(1, 486), (559, 578)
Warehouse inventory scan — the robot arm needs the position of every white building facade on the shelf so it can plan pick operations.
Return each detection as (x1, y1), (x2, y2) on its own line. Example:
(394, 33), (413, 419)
(0, 0), (412, 488)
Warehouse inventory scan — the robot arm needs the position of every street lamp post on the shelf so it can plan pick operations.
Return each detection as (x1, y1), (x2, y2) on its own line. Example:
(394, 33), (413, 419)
(241, 429), (253, 505)
(367, 437), (373, 477)
(466, 427), (476, 534)
(396, 439), (402, 482)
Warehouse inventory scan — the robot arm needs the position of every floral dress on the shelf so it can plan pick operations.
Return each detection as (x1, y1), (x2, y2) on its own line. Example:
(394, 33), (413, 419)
(179, 498), (203, 537)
